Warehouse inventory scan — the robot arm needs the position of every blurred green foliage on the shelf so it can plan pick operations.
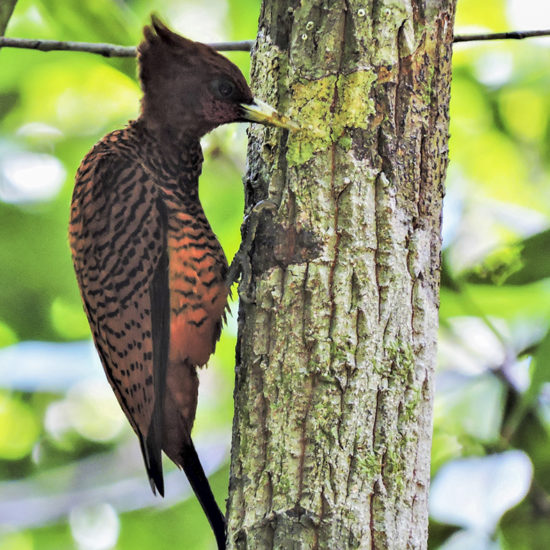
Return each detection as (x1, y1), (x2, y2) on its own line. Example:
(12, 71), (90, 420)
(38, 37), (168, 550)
(0, 0), (549, 549)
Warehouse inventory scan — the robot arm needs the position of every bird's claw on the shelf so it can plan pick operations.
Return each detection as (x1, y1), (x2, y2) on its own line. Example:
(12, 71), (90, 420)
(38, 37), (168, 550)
(226, 199), (278, 303)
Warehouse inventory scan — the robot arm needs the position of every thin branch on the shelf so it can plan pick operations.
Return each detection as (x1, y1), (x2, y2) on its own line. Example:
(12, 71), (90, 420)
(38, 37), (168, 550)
(1, 29), (549, 57)
(454, 29), (550, 43)
(0, 37), (137, 56)
(0, 36), (255, 56)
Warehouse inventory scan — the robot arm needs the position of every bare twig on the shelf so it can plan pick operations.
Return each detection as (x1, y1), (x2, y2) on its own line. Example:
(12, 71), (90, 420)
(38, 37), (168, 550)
(0, 37), (137, 56)
(454, 29), (550, 43)
(1, 29), (549, 58)
(0, 36), (255, 56)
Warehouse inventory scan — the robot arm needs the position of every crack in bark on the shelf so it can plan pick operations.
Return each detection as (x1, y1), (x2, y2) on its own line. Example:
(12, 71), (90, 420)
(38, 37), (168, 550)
(405, 233), (417, 340)
(297, 372), (317, 501)
(301, 262), (311, 349)
(373, 170), (383, 324)
(369, 488), (376, 550)
(256, 365), (272, 506)
(369, 388), (383, 548)
(327, 4), (349, 345)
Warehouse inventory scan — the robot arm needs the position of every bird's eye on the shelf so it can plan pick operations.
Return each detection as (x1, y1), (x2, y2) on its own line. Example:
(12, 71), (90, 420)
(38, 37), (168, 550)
(213, 79), (235, 99)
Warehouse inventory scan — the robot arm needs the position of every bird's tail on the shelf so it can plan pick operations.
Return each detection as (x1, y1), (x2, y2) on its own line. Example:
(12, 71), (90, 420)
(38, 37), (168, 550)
(181, 438), (227, 550)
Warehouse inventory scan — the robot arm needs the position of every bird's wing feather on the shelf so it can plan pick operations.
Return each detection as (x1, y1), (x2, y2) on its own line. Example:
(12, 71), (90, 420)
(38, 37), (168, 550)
(70, 149), (168, 494)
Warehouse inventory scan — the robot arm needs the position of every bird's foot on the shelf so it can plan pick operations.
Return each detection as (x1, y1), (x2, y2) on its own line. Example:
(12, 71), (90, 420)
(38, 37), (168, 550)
(226, 199), (278, 303)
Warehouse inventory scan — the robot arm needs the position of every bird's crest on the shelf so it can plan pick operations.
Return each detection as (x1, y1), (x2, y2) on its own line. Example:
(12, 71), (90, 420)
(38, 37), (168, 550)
(138, 15), (200, 89)
(144, 14), (197, 51)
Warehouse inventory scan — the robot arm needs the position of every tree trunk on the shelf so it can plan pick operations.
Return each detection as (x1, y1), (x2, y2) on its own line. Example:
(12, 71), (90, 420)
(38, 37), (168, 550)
(227, 1), (456, 548)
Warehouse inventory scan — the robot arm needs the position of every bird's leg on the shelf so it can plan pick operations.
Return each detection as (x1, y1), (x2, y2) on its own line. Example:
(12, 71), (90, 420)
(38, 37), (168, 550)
(226, 199), (278, 303)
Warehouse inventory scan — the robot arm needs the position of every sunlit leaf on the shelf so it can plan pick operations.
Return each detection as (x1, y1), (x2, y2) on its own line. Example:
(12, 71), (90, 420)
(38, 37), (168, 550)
(465, 131), (528, 204)
(434, 373), (506, 443)
(0, 532), (34, 550)
(45, 380), (125, 443)
(454, 0), (508, 31)
(15, 60), (140, 136)
(0, 392), (40, 460)
(440, 282), (550, 320)
(499, 87), (547, 142)
(503, 329), (550, 441)
(50, 297), (89, 340)
(0, 321), (18, 348)
(466, 229), (550, 286)
(431, 429), (463, 474)
(449, 76), (493, 138)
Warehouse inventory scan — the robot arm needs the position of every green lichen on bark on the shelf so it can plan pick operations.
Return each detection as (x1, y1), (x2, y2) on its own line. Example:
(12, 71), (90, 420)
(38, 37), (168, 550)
(227, 1), (456, 549)
(286, 70), (377, 166)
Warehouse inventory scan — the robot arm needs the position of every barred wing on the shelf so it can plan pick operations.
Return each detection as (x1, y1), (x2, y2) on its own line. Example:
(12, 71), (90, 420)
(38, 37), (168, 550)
(69, 149), (168, 495)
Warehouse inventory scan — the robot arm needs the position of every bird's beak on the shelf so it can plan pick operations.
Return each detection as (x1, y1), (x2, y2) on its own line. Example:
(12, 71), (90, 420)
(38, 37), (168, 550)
(240, 98), (299, 130)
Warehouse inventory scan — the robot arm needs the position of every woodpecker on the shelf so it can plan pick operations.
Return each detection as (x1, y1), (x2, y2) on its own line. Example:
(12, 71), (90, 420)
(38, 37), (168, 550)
(69, 16), (293, 549)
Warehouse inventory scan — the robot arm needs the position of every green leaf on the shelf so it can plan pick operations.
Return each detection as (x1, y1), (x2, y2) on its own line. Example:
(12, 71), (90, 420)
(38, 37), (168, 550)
(440, 282), (550, 321)
(503, 329), (550, 442)
(467, 229), (550, 286)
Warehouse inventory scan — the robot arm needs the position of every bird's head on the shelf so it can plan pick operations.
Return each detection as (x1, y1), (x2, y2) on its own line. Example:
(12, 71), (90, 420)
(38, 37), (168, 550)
(138, 16), (295, 139)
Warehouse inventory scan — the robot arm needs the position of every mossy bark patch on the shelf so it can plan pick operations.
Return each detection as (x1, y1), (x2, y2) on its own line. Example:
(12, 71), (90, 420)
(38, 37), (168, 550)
(287, 70), (377, 166)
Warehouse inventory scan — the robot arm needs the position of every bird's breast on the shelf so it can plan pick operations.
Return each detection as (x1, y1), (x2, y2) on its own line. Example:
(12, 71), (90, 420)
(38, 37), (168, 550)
(166, 206), (228, 367)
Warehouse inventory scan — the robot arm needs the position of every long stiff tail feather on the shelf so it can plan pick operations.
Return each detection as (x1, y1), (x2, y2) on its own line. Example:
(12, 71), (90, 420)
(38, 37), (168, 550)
(182, 438), (227, 550)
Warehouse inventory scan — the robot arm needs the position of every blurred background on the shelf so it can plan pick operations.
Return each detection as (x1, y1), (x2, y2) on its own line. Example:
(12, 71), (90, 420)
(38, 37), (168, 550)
(0, 0), (549, 549)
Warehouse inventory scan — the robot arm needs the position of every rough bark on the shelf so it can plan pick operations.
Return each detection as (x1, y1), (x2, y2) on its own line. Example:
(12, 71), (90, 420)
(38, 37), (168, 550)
(227, 1), (456, 548)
